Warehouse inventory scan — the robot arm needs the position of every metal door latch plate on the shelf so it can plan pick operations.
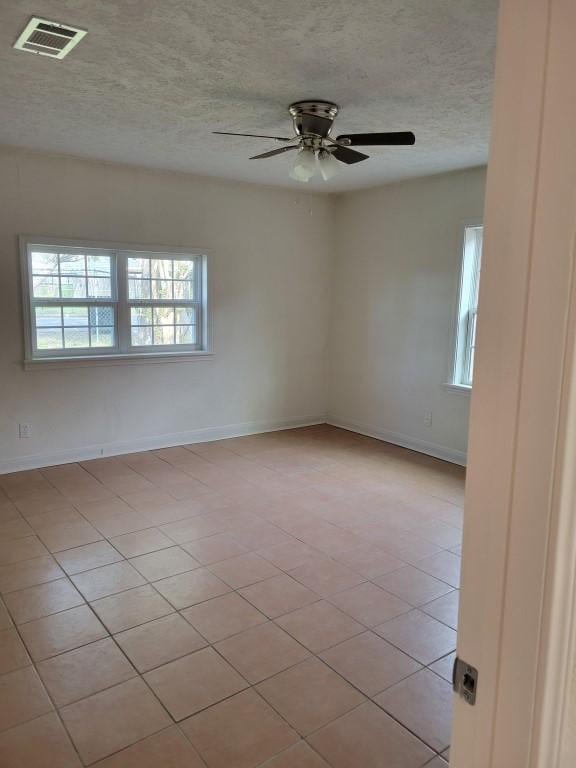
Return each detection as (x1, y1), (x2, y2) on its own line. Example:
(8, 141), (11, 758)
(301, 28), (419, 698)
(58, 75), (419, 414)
(453, 656), (478, 705)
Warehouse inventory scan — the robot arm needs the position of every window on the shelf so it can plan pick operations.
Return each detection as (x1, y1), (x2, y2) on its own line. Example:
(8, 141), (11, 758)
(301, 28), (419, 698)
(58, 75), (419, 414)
(452, 225), (483, 387)
(21, 238), (209, 364)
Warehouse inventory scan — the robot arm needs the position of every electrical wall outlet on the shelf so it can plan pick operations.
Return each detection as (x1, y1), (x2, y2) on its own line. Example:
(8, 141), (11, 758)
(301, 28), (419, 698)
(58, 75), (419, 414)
(18, 423), (32, 438)
(424, 412), (433, 427)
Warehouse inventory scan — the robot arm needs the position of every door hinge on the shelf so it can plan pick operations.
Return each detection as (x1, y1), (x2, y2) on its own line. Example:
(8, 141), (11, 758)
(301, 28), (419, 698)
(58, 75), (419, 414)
(453, 656), (479, 705)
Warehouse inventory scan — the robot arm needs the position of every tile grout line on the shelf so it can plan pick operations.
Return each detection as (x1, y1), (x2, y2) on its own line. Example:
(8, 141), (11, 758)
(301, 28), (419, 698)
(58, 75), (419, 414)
(2, 594), (87, 768)
(0, 428), (461, 764)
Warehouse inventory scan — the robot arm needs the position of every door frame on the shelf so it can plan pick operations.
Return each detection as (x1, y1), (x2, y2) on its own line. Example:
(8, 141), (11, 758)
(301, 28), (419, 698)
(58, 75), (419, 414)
(451, 0), (576, 766)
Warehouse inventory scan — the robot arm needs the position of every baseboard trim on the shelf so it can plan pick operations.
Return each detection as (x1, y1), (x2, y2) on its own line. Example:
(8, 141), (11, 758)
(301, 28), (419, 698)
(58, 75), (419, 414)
(1, 414), (467, 474)
(0, 416), (327, 474)
(327, 416), (467, 466)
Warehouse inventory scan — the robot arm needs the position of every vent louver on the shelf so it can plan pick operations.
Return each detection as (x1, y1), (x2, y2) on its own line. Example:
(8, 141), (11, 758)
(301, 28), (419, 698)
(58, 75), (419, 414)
(13, 17), (87, 59)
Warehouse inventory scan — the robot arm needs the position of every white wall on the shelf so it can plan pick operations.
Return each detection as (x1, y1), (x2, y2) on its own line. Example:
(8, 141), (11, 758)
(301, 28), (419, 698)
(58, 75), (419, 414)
(0, 147), (333, 471)
(0, 148), (486, 472)
(327, 167), (486, 464)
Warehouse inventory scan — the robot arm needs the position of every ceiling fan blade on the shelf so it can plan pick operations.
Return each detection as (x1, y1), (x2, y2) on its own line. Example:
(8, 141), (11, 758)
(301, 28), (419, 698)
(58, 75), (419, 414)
(336, 131), (416, 146)
(213, 131), (293, 141)
(250, 146), (299, 160)
(332, 146), (370, 165)
(299, 113), (333, 137)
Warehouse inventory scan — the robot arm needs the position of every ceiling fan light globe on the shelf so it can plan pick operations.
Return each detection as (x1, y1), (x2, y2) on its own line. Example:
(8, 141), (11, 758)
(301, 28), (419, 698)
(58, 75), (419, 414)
(289, 148), (316, 182)
(289, 169), (310, 182)
(318, 151), (340, 181)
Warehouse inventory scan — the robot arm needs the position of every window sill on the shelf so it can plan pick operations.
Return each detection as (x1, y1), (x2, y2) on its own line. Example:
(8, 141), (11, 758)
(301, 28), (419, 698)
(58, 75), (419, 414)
(443, 382), (472, 394)
(23, 351), (214, 370)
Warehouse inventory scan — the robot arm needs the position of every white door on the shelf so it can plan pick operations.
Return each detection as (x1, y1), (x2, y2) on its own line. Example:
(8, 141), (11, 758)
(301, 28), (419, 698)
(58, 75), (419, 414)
(451, 0), (576, 766)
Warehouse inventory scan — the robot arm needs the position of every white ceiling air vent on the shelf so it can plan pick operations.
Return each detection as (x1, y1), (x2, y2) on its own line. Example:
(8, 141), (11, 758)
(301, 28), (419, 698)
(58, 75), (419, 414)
(13, 17), (87, 59)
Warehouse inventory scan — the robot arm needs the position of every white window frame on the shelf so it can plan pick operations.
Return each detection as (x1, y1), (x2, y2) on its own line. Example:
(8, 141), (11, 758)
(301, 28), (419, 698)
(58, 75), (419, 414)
(449, 224), (483, 390)
(20, 236), (212, 368)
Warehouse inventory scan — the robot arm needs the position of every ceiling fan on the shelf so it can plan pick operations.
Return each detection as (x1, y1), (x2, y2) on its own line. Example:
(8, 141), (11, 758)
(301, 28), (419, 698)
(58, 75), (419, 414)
(214, 100), (415, 182)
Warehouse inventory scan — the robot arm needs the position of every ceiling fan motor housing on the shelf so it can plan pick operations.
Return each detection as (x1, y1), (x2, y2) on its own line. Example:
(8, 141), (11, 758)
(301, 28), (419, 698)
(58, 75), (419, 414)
(289, 101), (339, 138)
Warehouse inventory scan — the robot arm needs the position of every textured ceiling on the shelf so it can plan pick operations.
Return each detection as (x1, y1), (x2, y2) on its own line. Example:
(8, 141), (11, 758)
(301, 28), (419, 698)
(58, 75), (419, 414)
(0, 0), (499, 192)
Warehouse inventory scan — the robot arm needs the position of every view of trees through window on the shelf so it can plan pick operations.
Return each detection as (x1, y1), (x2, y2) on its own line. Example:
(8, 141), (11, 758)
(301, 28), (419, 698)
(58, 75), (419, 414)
(25, 244), (204, 358)
(127, 257), (197, 347)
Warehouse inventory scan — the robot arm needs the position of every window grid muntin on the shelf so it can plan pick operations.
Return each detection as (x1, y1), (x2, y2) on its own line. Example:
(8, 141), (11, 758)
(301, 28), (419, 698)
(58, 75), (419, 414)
(125, 253), (202, 351)
(128, 304), (199, 348)
(33, 304), (116, 351)
(127, 256), (196, 303)
(28, 246), (118, 358)
(30, 249), (113, 301)
(24, 243), (207, 360)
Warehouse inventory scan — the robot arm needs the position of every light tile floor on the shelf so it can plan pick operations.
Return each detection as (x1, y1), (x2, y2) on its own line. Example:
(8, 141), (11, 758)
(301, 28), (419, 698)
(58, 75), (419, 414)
(0, 425), (462, 767)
